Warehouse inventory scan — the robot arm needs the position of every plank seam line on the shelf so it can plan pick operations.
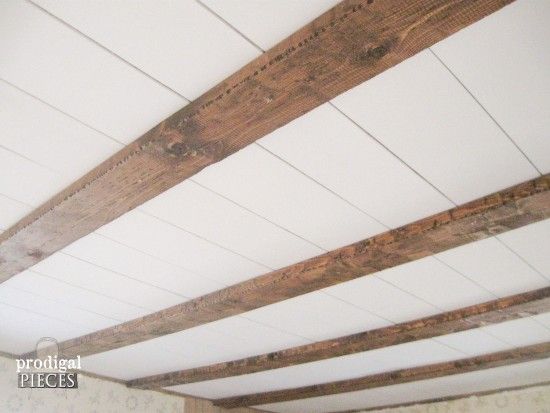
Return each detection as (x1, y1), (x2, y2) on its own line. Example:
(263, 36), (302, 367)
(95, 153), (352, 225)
(0, 0), (368, 245)
(428, 48), (542, 175)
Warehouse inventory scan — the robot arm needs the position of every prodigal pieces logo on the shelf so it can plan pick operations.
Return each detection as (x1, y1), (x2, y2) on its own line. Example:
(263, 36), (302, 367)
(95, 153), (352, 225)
(16, 337), (81, 389)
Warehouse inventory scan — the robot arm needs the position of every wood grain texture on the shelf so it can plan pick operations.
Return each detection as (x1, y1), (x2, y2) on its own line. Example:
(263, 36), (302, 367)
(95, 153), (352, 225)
(214, 342), (550, 408)
(34, 174), (550, 359)
(0, 0), (515, 282)
(127, 287), (550, 389)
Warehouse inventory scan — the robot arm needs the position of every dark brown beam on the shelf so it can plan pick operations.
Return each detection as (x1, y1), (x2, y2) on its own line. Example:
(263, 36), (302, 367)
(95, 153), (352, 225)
(0, 0), (515, 282)
(35, 175), (550, 359)
(214, 342), (550, 408)
(128, 287), (550, 389)
(341, 380), (550, 413)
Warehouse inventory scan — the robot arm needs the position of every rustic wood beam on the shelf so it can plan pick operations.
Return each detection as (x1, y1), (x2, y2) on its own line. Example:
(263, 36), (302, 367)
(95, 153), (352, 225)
(127, 287), (550, 389)
(214, 342), (550, 408)
(0, 0), (515, 282)
(31, 175), (550, 360)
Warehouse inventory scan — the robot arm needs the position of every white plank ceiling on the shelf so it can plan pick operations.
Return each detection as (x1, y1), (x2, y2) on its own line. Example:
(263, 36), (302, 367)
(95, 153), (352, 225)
(0, 0), (549, 411)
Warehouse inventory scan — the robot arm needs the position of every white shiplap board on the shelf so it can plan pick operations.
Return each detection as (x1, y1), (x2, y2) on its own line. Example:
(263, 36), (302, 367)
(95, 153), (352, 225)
(80, 315), (312, 381)
(256, 358), (550, 413)
(0, 285), (118, 333)
(0, 194), (31, 231)
(433, 328), (512, 357)
(31, 0), (261, 99)
(140, 180), (323, 270)
(0, 0), (186, 143)
(376, 256), (495, 311)
(0, 302), (95, 354)
(432, 0), (550, 173)
(30, 253), (187, 312)
(0, 146), (67, 207)
(258, 103), (454, 229)
(323, 275), (440, 323)
(241, 290), (391, 342)
(481, 317), (550, 348)
(200, 0), (341, 50)
(193, 144), (387, 251)
(0, 80), (123, 177)
(437, 236), (549, 297)
(168, 338), (464, 399)
(497, 219), (550, 280)
(3, 270), (149, 322)
(95, 209), (270, 286)
(331, 50), (539, 205)
(63, 233), (225, 299)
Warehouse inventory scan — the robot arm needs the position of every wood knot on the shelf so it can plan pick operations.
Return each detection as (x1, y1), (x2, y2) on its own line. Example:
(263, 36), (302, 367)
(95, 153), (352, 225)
(357, 44), (389, 64)
(28, 249), (44, 260)
(166, 142), (187, 157)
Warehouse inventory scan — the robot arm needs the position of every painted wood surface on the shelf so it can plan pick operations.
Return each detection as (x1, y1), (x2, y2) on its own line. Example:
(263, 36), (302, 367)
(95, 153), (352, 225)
(127, 287), (550, 388)
(0, 0), (514, 282)
(41, 175), (550, 359)
(214, 342), (550, 408)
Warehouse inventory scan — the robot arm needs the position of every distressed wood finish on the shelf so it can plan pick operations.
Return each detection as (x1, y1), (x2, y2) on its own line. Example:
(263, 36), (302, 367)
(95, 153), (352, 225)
(38, 175), (550, 359)
(0, 0), (515, 282)
(214, 342), (550, 408)
(128, 287), (550, 389)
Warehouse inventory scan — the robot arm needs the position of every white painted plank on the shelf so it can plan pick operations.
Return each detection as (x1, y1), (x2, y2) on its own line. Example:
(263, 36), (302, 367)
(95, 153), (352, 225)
(332, 50), (538, 204)
(0, 285), (117, 332)
(194, 144), (386, 250)
(434, 329), (511, 357)
(0, 146), (67, 206)
(0, 0), (185, 142)
(30, 253), (187, 312)
(5, 270), (148, 321)
(432, 0), (550, 172)
(256, 359), (550, 413)
(96, 209), (269, 286)
(497, 219), (550, 280)
(33, 0), (260, 99)
(377, 256), (494, 311)
(481, 317), (550, 347)
(0, 194), (31, 231)
(242, 291), (390, 342)
(0, 80), (122, 177)
(201, 0), (341, 50)
(63, 233), (224, 299)
(140, 180), (323, 270)
(259, 103), (453, 229)
(437, 236), (549, 297)
(0, 303), (92, 354)
(168, 339), (462, 399)
(324, 275), (440, 323)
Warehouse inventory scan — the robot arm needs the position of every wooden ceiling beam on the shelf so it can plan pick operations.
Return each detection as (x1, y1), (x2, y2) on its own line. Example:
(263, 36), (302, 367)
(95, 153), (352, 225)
(32, 175), (550, 360)
(127, 287), (550, 389)
(214, 342), (550, 408)
(0, 0), (515, 282)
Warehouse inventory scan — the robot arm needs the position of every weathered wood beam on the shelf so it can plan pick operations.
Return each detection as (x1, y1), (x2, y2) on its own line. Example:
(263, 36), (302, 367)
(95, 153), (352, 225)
(214, 342), (550, 408)
(33, 175), (550, 359)
(0, 0), (515, 282)
(128, 287), (550, 389)
(21, 175), (546, 360)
